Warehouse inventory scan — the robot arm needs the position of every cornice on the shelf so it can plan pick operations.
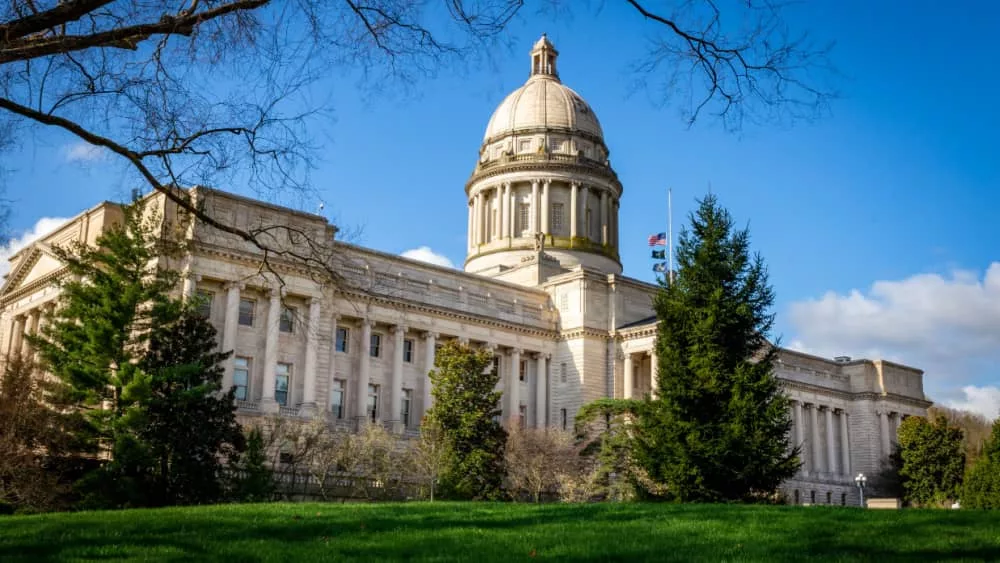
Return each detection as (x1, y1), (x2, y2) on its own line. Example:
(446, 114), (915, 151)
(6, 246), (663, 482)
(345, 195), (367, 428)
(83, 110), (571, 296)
(480, 126), (609, 149)
(466, 159), (622, 193)
(559, 327), (611, 340)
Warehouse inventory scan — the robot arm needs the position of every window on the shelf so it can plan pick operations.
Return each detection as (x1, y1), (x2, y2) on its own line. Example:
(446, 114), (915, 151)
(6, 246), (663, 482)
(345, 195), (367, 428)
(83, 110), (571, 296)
(561, 408), (567, 430)
(519, 405), (527, 429)
(549, 137), (562, 152)
(233, 357), (250, 401)
(810, 490), (816, 504)
(330, 379), (345, 419)
(195, 290), (213, 318)
(403, 339), (414, 363)
(551, 203), (563, 233)
(826, 491), (832, 505)
(518, 139), (531, 153)
(841, 493), (847, 506)
(336, 327), (349, 353)
(401, 389), (412, 427)
(585, 208), (592, 238)
(279, 452), (294, 465)
(794, 490), (800, 505)
(275, 363), (291, 406)
(367, 384), (379, 422)
(238, 298), (255, 326)
(560, 362), (567, 383)
(519, 359), (527, 382)
(559, 293), (569, 310)
(279, 306), (295, 333)
(370, 333), (382, 357)
(491, 356), (501, 375)
(518, 203), (530, 233)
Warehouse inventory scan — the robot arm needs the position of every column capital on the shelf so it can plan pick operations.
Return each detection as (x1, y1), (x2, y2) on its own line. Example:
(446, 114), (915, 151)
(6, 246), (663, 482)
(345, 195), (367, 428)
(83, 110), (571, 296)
(483, 342), (497, 351)
(183, 270), (202, 282)
(538, 352), (551, 360)
(392, 324), (408, 335)
(508, 347), (523, 356)
(307, 296), (322, 306)
(224, 280), (246, 291)
(363, 318), (376, 328)
(331, 313), (342, 321)
(423, 331), (439, 339)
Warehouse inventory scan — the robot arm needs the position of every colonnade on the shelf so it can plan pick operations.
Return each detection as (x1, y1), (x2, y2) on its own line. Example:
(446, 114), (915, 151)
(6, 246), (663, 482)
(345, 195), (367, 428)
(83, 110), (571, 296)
(791, 400), (852, 479)
(3, 302), (55, 361)
(878, 410), (908, 458)
(469, 179), (618, 248)
(622, 348), (657, 399)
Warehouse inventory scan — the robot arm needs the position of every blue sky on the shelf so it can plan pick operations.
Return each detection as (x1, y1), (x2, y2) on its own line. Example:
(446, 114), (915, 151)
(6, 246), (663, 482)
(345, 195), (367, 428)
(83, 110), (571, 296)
(3, 1), (999, 417)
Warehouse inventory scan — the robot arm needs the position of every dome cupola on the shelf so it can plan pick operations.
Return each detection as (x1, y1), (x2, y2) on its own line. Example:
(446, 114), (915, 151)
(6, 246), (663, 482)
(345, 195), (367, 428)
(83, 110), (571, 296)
(465, 35), (623, 280)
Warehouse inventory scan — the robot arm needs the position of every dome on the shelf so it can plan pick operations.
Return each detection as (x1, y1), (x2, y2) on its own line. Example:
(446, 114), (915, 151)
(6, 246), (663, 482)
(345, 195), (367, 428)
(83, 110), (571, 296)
(482, 35), (604, 143)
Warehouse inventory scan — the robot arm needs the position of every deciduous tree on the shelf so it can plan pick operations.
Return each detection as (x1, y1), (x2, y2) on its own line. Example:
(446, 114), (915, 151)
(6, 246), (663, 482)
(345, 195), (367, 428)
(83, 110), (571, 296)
(962, 419), (1000, 509)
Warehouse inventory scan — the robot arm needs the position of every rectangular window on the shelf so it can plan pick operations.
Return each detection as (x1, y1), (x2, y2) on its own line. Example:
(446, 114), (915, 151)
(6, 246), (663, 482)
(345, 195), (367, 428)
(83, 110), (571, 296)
(551, 203), (564, 233)
(275, 363), (291, 406)
(367, 384), (379, 422)
(560, 362), (567, 383)
(401, 389), (412, 427)
(370, 333), (382, 357)
(549, 137), (562, 152)
(336, 327), (349, 353)
(196, 290), (213, 318)
(233, 356), (250, 401)
(403, 339), (414, 363)
(519, 359), (527, 382)
(492, 356), (501, 375)
(279, 306), (295, 333)
(330, 379), (345, 419)
(561, 408), (567, 430)
(519, 404), (527, 429)
(518, 203), (530, 233)
(518, 139), (531, 152)
(238, 298), (255, 326)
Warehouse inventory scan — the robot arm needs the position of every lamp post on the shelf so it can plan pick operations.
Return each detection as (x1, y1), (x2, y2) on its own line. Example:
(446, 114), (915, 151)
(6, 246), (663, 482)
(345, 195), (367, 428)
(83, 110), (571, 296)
(854, 472), (867, 508)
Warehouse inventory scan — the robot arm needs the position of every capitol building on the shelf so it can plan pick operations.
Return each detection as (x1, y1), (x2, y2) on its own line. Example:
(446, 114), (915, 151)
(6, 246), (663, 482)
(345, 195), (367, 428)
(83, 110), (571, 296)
(1, 36), (930, 504)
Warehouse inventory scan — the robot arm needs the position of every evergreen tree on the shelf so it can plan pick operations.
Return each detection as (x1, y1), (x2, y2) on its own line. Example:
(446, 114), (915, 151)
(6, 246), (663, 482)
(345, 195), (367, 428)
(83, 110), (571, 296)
(231, 427), (275, 502)
(423, 342), (507, 500)
(632, 194), (799, 502)
(963, 419), (1000, 509)
(138, 307), (245, 505)
(897, 414), (965, 506)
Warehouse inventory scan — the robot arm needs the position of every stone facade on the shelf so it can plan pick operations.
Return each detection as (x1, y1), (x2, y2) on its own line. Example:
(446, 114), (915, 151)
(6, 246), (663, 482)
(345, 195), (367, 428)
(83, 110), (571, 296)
(0, 35), (930, 504)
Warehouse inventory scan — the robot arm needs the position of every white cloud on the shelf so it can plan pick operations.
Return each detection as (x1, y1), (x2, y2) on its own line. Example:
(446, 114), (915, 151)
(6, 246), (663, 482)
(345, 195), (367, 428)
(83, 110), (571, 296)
(400, 246), (454, 269)
(63, 141), (105, 162)
(0, 217), (70, 278)
(947, 386), (1000, 421)
(787, 263), (1000, 411)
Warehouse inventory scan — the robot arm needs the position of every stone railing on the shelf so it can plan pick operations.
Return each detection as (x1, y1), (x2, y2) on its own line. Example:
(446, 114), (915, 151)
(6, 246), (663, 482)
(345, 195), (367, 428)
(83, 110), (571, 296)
(475, 151), (610, 173)
(236, 400), (259, 411)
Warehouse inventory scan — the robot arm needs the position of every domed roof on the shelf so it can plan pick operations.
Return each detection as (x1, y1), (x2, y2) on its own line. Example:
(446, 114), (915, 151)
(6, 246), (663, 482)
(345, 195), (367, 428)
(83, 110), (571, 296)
(482, 35), (604, 142)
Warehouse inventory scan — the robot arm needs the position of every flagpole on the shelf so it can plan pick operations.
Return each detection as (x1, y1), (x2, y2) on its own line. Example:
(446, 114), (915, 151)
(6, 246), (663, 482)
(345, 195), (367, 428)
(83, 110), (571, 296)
(667, 187), (674, 285)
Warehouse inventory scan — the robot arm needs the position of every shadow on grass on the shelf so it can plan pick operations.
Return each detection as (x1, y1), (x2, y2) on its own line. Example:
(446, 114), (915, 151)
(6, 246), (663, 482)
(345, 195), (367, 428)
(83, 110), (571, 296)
(1, 503), (998, 562)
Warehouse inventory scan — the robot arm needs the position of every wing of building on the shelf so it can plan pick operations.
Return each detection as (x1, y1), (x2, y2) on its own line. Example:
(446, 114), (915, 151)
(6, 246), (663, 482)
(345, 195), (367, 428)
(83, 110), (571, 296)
(0, 35), (929, 505)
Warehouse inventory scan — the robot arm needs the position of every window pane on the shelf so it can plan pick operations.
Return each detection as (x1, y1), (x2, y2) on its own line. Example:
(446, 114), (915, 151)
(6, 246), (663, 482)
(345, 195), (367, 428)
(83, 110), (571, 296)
(370, 334), (381, 357)
(196, 290), (213, 318)
(275, 363), (290, 406)
(279, 307), (295, 333)
(331, 379), (344, 419)
(403, 339), (413, 362)
(234, 357), (249, 401)
(238, 299), (255, 326)
(336, 327), (349, 353)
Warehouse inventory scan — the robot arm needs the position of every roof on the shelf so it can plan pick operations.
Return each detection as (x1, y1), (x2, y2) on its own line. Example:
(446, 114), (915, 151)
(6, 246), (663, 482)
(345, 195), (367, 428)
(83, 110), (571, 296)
(617, 315), (657, 331)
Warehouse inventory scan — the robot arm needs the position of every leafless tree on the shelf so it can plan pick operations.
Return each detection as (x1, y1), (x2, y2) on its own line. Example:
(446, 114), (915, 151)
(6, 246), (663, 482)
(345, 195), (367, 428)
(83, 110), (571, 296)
(504, 424), (585, 502)
(410, 418), (451, 501)
(0, 0), (834, 284)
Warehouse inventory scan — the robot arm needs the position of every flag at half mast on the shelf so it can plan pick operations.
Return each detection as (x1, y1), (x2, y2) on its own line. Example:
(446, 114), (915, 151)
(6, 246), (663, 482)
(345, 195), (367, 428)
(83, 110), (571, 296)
(648, 232), (667, 247)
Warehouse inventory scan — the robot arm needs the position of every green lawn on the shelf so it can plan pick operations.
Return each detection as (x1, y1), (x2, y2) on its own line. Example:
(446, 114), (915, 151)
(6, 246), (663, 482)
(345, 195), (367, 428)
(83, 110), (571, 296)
(1, 502), (998, 562)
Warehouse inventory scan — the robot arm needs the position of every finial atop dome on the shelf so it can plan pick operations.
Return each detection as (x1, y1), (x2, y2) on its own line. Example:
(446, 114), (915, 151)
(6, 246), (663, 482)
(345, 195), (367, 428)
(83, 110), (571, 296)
(530, 33), (559, 80)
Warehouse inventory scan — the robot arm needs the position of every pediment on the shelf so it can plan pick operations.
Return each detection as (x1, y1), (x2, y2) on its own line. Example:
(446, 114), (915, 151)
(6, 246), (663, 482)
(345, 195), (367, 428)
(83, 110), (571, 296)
(1, 243), (65, 297)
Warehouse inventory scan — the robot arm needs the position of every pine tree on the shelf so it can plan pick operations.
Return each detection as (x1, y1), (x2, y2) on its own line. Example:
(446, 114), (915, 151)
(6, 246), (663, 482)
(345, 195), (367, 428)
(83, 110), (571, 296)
(231, 426), (275, 503)
(632, 194), (799, 502)
(962, 419), (1000, 509)
(423, 342), (507, 500)
(138, 307), (246, 505)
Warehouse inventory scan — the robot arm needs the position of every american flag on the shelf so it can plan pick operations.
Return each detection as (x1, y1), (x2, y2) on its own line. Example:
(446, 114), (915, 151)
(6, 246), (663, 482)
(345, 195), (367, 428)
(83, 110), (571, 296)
(647, 232), (667, 247)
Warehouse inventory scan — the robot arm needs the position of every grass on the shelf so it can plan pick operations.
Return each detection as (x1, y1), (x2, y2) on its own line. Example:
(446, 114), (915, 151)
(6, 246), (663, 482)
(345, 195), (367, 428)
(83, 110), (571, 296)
(1, 502), (999, 562)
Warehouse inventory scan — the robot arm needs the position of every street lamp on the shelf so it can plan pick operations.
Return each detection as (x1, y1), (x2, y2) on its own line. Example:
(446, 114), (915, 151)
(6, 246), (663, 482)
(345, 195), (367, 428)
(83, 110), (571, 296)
(854, 473), (867, 508)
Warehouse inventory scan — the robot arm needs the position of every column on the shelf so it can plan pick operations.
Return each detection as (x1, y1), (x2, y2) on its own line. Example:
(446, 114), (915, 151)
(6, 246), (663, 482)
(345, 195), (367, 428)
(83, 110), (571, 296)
(181, 271), (199, 301)
(21, 309), (39, 359)
(570, 182), (579, 239)
(509, 188), (517, 236)
(623, 353), (634, 399)
(388, 324), (406, 433)
(649, 348), (658, 398)
(889, 412), (900, 449)
(299, 297), (321, 416)
(508, 348), (521, 426)
(467, 201), (474, 249)
(879, 410), (890, 458)
(329, 313), (340, 410)
(793, 401), (806, 474)
(221, 282), (242, 395)
(580, 186), (590, 239)
(535, 353), (548, 428)
(810, 404), (822, 474)
(474, 192), (483, 245)
(356, 319), (373, 426)
(501, 183), (510, 239)
(839, 410), (851, 478)
(423, 332), (437, 418)
(260, 287), (282, 413)
(8, 314), (24, 359)
(540, 180), (550, 234)
(825, 407), (837, 476)
(600, 190), (609, 245)
(530, 180), (540, 233)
